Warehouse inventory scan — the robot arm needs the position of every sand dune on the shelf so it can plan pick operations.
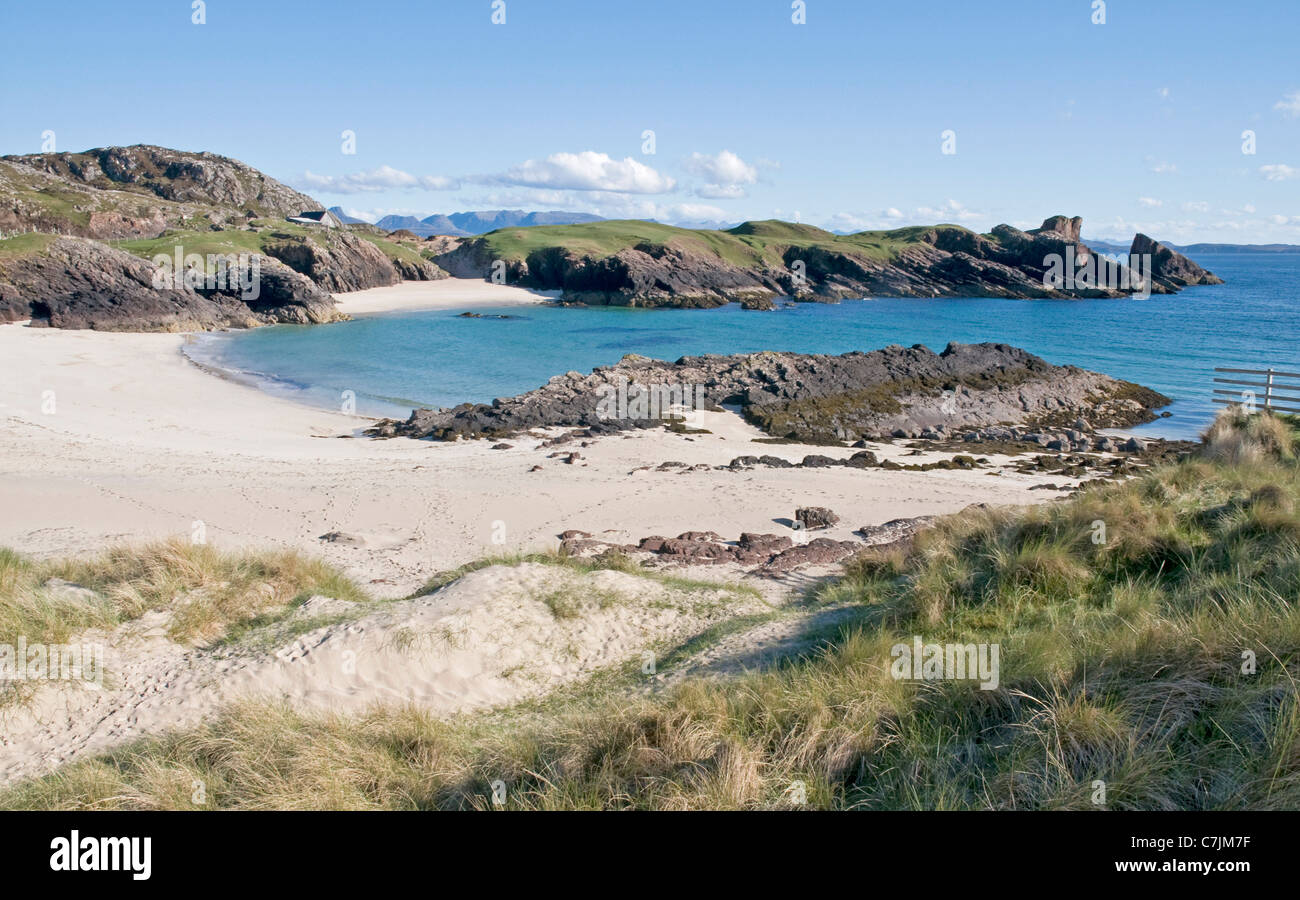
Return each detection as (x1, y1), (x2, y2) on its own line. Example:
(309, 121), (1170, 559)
(0, 562), (764, 785)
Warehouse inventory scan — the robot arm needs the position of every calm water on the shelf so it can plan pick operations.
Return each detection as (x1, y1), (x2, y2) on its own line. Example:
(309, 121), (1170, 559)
(188, 253), (1298, 440)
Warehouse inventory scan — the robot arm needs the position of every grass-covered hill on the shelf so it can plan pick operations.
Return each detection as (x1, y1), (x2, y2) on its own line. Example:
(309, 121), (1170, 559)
(3, 410), (1296, 809)
(435, 214), (1221, 308)
(0, 146), (446, 329)
(0, 145), (318, 238)
(0, 145), (1223, 329)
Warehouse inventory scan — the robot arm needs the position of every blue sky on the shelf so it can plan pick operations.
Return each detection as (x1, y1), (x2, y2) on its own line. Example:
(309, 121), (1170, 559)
(2, 0), (1298, 241)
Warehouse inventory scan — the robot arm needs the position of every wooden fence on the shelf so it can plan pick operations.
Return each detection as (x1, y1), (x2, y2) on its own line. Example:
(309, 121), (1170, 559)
(1213, 367), (1300, 415)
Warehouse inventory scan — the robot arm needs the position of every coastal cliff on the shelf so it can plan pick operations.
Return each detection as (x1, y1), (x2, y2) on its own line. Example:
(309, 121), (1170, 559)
(0, 145), (445, 330)
(431, 215), (1222, 308)
(0, 145), (1221, 330)
(372, 342), (1169, 443)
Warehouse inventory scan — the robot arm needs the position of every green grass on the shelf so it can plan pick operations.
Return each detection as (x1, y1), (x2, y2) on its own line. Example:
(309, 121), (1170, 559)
(351, 233), (436, 268)
(5, 414), (1299, 810)
(472, 218), (973, 270)
(0, 232), (56, 259)
(112, 221), (433, 273)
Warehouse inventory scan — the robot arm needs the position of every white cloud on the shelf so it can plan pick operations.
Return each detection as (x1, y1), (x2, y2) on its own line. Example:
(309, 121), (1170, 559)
(1149, 161), (1177, 174)
(824, 212), (871, 232)
(659, 202), (730, 224)
(1182, 201), (1209, 213)
(915, 199), (983, 223)
(1275, 90), (1300, 118)
(684, 150), (759, 198)
(695, 183), (748, 199)
(1158, 87), (1170, 99)
(293, 165), (459, 194)
(489, 151), (675, 193)
(824, 203), (980, 233)
(1137, 197), (1162, 208)
(453, 186), (723, 224)
(1260, 164), (1298, 181)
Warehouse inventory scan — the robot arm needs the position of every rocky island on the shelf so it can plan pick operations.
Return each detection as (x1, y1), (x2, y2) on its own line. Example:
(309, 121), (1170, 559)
(371, 342), (1169, 443)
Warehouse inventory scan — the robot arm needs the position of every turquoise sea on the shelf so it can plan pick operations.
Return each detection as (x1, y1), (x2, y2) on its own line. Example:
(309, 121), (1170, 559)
(187, 253), (1298, 441)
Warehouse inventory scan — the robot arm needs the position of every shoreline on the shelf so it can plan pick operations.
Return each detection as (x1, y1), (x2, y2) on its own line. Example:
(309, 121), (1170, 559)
(182, 277), (567, 419)
(331, 277), (560, 318)
(0, 320), (1094, 600)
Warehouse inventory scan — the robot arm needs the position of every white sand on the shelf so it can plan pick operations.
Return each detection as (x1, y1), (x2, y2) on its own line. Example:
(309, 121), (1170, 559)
(0, 563), (764, 785)
(0, 319), (1086, 784)
(332, 277), (559, 317)
(0, 322), (1076, 596)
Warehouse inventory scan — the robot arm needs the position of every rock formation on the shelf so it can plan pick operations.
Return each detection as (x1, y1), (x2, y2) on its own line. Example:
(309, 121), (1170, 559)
(0, 145), (449, 329)
(1130, 233), (1224, 290)
(370, 342), (1170, 443)
(430, 215), (1222, 308)
(0, 236), (342, 330)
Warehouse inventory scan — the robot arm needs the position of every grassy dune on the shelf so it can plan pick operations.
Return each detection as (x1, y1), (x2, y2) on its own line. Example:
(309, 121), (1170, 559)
(0, 539), (366, 649)
(3, 413), (1299, 810)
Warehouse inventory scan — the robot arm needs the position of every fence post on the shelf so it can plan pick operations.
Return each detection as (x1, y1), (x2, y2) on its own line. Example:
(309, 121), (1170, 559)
(1266, 368), (1275, 411)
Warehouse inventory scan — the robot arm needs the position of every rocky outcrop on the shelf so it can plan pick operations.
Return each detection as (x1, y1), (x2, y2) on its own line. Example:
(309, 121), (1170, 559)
(430, 215), (1219, 308)
(557, 516), (938, 577)
(0, 237), (342, 331)
(389, 255), (446, 281)
(263, 230), (400, 293)
(3, 145), (318, 220)
(371, 342), (1170, 442)
(0, 145), (456, 329)
(1130, 233), (1225, 290)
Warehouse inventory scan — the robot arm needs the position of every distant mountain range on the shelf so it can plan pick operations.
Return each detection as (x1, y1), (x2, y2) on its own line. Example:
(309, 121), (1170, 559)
(1086, 237), (1300, 254)
(331, 208), (605, 237)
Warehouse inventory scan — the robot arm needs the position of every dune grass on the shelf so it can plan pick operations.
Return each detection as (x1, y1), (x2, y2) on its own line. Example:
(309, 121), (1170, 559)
(4, 413), (1299, 810)
(0, 538), (368, 648)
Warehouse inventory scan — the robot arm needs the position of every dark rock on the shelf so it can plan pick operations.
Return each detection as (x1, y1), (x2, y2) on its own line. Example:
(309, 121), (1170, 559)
(1130, 234), (1223, 290)
(845, 450), (878, 468)
(677, 531), (723, 542)
(0, 236), (342, 330)
(371, 343), (1171, 443)
(762, 537), (860, 573)
(801, 454), (840, 468)
(795, 506), (840, 530)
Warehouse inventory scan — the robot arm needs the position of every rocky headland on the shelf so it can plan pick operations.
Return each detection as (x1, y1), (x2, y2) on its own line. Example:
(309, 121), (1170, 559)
(430, 214), (1223, 308)
(0, 145), (445, 330)
(0, 145), (1223, 330)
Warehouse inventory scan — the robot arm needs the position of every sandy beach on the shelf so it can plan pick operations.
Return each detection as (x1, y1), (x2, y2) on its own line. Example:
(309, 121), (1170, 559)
(0, 280), (1085, 597)
(0, 281), (1099, 783)
(332, 278), (559, 317)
